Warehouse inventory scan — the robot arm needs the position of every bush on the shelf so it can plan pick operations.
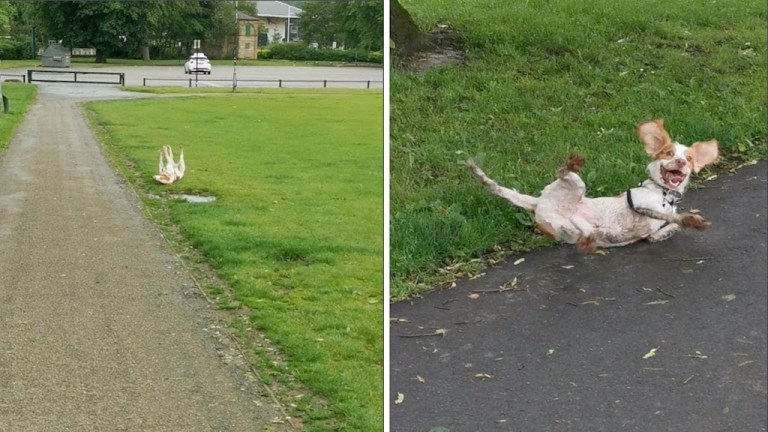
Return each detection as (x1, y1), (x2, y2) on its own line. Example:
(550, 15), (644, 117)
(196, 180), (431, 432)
(0, 37), (33, 59)
(260, 42), (382, 64)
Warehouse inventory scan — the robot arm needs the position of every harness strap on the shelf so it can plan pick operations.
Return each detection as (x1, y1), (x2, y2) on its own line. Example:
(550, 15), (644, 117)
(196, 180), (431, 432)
(627, 187), (670, 231)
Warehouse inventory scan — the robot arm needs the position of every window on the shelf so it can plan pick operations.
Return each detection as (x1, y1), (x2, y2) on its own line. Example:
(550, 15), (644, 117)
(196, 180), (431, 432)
(245, 24), (252, 37)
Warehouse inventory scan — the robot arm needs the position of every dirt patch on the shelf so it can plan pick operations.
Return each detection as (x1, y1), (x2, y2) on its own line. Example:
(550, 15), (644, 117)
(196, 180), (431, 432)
(400, 25), (466, 73)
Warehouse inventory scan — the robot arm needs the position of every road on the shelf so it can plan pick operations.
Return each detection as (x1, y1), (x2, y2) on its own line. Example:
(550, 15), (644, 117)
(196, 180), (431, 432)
(0, 83), (294, 429)
(1, 64), (383, 89)
(391, 161), (767, 432)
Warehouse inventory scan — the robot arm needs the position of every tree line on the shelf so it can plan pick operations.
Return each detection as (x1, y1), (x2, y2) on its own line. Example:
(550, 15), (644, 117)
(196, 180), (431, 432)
(0, 1), (382, 62)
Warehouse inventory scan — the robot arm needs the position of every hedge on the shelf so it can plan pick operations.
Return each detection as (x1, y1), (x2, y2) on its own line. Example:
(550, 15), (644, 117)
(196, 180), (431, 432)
(260, 42), (382, 64)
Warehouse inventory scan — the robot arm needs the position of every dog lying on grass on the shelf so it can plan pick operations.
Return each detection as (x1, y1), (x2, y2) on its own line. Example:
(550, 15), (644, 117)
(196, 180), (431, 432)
(153, 145), (185, 185)
(468, 119), (719, 253)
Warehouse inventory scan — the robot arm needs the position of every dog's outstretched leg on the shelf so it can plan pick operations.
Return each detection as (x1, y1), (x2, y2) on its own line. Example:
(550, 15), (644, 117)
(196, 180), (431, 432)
(632, 207), (711, 231)
(467, 160), (538, 211)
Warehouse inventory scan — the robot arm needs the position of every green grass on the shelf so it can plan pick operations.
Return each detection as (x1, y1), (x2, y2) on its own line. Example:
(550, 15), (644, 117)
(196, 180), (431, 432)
(391, 0), (767, 298)
(0, 82), (37, 149)
(84, 90), (383, 431)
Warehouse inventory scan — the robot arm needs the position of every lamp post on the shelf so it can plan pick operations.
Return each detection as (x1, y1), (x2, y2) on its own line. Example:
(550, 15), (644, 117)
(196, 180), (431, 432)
(233, 1), (238, 92)
(193, 39), (200, 87)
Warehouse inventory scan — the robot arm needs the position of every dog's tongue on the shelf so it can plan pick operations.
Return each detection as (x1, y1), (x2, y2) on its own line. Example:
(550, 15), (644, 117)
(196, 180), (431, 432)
(665, 170), (686, 188)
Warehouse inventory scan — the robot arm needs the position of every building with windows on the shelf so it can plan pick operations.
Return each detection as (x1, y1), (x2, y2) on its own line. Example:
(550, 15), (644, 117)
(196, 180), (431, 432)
(236, 11), (259, 59)
(255, 1), (302, 44)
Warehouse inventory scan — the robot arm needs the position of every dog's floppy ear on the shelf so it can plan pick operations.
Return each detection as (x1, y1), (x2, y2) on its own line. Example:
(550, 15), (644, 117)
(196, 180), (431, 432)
(687, 140), (719, 173)
(636, 119), (672, 157)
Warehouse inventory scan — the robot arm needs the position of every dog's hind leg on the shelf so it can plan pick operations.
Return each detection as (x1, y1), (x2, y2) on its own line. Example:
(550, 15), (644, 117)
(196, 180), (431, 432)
(467, 160), (538, 211)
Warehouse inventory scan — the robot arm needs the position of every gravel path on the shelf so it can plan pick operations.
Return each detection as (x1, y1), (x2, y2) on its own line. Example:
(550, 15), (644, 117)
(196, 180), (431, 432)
(0, 84), (293, 431)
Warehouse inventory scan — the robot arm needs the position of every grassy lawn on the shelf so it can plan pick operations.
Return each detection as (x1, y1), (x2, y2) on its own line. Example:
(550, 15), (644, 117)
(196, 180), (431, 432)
(85, 89), (383, 431)
(0, 82), (37, 149)
(391, 0), (767, 299)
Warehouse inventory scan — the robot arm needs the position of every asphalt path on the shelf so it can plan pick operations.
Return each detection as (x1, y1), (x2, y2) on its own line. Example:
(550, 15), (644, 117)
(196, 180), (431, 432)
(391, 161), (767, 432)
(1, 64), (383, 89)
(0, 83), (294, 429)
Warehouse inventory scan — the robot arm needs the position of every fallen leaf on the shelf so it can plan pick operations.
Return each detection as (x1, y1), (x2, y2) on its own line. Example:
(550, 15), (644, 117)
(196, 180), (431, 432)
(594, 249), (609, 255)
(722, 294), (736, 302)
(689, 208), (701, 214)
(561, 265), (574, 269)
(738, 360), (755, 367)
(500, 276), (519, 290)
(415, 375), (425, 383)
(474, 373), (493, 380)
(513, 258), (525, 265)
(686, 351), (708, 359)
(642, 347), (659, 359)
(643, 300), (669, 305)
(468, 293), (480, 300)
(390, 317), (409, 324)
(680, 267), (694, 274)
(546, 348), (555, 356)
(435, 328), (448, 337)
(683, 375), (695, 384)
(394, 393), (405, 405)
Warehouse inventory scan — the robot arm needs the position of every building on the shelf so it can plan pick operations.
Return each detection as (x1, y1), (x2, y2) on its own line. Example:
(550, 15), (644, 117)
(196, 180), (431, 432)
(236, 11), (260, 60)
(255, 1), (302, 44)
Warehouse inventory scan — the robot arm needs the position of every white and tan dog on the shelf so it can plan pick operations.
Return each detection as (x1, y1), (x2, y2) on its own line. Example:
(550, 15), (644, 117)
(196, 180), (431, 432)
(153, 145), (185, 185)
(468, 119), (719, 252)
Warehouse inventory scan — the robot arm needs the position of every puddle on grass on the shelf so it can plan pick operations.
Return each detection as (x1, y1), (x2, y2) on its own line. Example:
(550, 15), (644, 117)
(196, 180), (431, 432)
(146, 193), (217, 203)
(171, 194), (217, 203)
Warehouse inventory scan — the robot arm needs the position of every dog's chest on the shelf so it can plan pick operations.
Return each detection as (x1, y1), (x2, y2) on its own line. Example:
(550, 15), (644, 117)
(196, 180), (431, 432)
(627, 182), (681, 213)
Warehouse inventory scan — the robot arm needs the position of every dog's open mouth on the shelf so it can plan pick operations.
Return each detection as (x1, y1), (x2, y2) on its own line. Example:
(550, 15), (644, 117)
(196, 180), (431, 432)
(661, 166), (687, 189)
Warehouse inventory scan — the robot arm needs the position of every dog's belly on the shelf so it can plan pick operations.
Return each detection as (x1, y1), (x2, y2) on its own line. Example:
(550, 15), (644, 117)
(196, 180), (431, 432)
(535, 196), (666, 246)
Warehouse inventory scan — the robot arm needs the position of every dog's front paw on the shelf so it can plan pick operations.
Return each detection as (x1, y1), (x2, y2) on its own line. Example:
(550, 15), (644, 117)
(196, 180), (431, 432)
(680, 213), (710, 231)
(577, 235), (596, 253)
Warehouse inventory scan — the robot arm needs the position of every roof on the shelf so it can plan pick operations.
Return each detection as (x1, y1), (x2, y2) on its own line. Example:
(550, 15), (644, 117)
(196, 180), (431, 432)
(255, 1), (303, 19)
(237, 11), (258, 21)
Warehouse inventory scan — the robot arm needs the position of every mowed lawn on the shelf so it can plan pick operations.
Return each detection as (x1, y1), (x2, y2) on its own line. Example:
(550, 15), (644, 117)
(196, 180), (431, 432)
(391, 0), (767, 298)
(85, 90), (383, 431)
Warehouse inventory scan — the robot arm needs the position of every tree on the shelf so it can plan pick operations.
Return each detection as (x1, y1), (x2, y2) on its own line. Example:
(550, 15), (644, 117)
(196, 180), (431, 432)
(390, 0), (431, 58)
(33, 1), (160, 62)
(299, 1), (382, 51)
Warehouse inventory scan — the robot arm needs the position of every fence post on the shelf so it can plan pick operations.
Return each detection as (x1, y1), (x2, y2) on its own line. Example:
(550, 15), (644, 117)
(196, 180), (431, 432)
(367, 80), (370, 89)
(189, 79), (192, 88)
(323, 80), (327, 88)
(27, 70), (31, 83)
(143, 78), (146, 87)
(279, 79), (282, 88)
(121, 73), (125, 86)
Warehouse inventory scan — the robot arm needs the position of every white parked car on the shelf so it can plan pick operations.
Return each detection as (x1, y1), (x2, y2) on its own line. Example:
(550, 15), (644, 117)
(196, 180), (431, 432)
(184, 53), (211, 74)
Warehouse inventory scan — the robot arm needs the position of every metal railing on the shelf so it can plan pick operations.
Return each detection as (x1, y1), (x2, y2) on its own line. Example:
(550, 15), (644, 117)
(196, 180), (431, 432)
(27, 69), (125, 86)
(0, 74), (26, 83)
(142, 77), (382, 89)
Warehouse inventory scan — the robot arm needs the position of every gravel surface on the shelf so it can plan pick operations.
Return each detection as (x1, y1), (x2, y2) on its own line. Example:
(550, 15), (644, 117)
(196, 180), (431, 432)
(0, 84), (294, 431)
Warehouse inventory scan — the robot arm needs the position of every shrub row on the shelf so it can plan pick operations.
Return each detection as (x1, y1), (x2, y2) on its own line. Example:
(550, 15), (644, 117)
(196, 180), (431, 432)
(260, 42), (382, 64)
(0, 37), (34, 60)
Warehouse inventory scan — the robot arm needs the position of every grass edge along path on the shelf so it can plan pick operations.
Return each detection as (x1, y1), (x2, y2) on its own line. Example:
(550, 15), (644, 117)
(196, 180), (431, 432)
(0, 82), (37, 151)
(390, 0), (767, 299)
(85, 89), (383, 431)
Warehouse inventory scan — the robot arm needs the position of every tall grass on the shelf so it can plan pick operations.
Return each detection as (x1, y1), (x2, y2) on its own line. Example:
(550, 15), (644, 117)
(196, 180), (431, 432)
(391, 0), (767, 298)
(85, 90), (383, 431)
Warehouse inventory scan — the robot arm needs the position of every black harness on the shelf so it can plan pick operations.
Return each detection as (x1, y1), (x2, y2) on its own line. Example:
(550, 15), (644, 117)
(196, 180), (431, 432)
(626, 180), (683, 231)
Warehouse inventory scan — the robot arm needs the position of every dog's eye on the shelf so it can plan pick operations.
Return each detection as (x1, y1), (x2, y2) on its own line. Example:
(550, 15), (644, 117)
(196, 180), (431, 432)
(686, 155), (692, 162)
(666, 150), (674, 157)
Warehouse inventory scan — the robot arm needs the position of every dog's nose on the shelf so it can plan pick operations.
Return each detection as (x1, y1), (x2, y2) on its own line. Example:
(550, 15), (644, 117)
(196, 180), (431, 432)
(675, 158), (687, 169)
